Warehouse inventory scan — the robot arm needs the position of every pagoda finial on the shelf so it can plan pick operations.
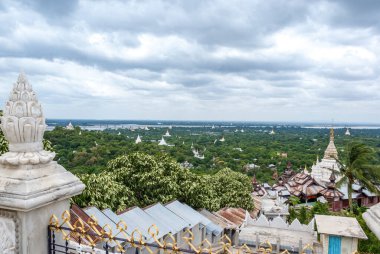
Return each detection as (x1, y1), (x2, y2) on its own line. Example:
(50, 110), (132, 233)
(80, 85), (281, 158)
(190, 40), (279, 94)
(303, 165), (309, 174)
(330, 128), (334, 142)
(323, 128), (338, 159)
(0, 73), (55, 165)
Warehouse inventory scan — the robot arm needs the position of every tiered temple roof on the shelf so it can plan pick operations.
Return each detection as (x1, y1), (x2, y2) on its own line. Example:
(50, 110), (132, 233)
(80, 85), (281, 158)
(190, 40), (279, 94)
(320, 171), (344, 201)
(284, 172), (325, 200)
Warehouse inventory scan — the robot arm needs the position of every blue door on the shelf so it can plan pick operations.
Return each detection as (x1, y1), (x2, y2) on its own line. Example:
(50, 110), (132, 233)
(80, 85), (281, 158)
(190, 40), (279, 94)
(328, 235), (341, 254)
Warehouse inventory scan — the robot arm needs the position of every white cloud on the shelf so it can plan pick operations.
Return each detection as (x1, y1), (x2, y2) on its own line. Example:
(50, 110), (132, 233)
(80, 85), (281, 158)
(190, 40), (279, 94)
(0, 0), (379, 123)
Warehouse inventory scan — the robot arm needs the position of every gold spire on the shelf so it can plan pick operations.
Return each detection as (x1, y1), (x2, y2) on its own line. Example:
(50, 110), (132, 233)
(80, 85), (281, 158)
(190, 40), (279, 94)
(323, 128), (338, 160)
(330, 128), (334, 142)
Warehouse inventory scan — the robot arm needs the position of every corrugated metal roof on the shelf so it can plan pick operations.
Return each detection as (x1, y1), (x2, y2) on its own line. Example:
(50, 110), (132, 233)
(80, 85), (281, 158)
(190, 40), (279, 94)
(165, 201), (201, 228)
(83, 207), (125, 247)
(102, 208), (145, 240)
(118, 207), (172, 240)
(144, 203), (189, 233)
(216, 208), (247, 227)
(362, 189), (377, 197)
(339, 185), (363, 200)
(70, 205), (103, 245)
(182, 204), (223, 235)
(198, 209), (236, 229)
(166, 201), (223, 235)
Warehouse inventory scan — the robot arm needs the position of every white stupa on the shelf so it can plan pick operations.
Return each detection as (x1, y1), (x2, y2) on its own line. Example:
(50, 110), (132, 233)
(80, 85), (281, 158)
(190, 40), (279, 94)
(192, 149), (205, 159)
(117, 132), (121, 135)
(144, 126), (150, 131)
(241, 129), (245, 133)
(211, 125), (215, 129)
(158, 137), (168, 146)
(79, 131), (82, 135)
(219, 136), (225, 142)
(164, 130), (171, 137)
(310, 128), (341, 184)
(135, 135), (142, 144)
(269, 129), (275, 135)
(345, 128), (351, 136)
(66, 122), (74, 130)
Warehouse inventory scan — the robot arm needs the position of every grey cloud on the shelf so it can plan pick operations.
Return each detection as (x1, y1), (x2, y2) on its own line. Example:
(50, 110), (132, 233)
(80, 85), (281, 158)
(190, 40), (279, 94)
(0, 0), (380, 122)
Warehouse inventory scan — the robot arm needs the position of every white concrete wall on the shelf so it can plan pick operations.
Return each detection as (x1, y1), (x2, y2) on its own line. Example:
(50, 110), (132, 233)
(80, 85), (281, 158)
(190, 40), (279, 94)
(320, 233), (359, 254)
(19, 199), (70, 254)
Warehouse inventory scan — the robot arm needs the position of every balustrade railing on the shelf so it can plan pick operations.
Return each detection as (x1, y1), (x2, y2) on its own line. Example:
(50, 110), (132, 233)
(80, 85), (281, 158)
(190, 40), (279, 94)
(48, 211), (317, 254)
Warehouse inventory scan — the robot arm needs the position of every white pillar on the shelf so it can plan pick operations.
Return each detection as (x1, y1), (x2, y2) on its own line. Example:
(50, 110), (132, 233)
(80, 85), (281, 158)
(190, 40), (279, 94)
(0, 73), (85, 253)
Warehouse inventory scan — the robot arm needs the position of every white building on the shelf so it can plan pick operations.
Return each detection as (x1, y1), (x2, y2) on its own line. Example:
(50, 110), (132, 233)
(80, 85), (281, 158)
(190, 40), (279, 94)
(310, 128), (341, 184)
(66, 122), (74, 130)
(164, 130), (171, 137)
(158, 137), (168, 146)
(135, 134), (142, 144)
(315, 215), (367, 254)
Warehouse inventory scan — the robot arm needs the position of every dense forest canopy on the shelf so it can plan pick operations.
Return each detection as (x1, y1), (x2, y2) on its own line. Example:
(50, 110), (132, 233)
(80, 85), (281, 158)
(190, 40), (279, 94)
(73, 152), (253, 212)
(44, 125), (380, 183)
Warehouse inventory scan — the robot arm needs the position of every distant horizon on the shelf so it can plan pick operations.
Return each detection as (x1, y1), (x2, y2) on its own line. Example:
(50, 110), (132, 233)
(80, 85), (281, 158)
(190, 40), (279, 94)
(46, 118), (380, 127)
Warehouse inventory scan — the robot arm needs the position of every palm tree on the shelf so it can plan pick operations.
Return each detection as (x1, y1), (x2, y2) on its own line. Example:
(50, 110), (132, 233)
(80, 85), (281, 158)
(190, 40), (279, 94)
(336, 142), (380, 212)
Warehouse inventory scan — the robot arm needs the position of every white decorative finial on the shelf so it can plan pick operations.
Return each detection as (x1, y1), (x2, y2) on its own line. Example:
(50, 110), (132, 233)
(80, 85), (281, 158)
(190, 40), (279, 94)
(0, 73), (55, 165)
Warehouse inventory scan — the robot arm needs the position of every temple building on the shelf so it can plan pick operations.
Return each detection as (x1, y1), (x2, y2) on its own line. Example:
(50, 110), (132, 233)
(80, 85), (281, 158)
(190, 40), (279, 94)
(164, 130), (171, 137)
(135, 134), (142, 144)
(345, 128), (351, 136)
(310, 128), (341, 184)
(192, 149), (205, 159)
(251, 175), (267, 197)
(283, 172), (325, 202)
(66, 121), (74, 130)
(158, 136), (168, 146)
(320, 171), (344, 211)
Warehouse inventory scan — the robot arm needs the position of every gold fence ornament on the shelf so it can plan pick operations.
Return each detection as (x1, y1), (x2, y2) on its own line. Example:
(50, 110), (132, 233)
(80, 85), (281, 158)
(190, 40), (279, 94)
(302, 243), (314, 254)
(71, 217), (88, 243)
(163, 232), (178, 252)
(61, 210), (72, 228)
(49, 214), (59, 228)
(280, 250), (291, 254)
(101, 224), (113, 241)
(236, 243), (253, 254)
(183, 229), (201, 254)
(73, 217), (86, 233)
(116, 220), (130, 241)
(131, 228), (145, 246)
(258, 240), (272, 254)
(87, 216), (102, 236)
(218, 235), (232, 254)
(148, 224), (164, 248)
(200, 238), (213, 254)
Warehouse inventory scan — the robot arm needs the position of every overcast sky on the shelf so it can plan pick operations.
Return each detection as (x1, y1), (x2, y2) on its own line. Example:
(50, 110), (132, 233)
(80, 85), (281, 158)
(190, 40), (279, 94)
(0, 0), (379, 123)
